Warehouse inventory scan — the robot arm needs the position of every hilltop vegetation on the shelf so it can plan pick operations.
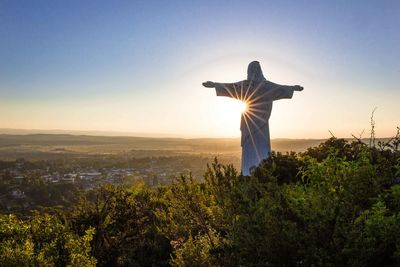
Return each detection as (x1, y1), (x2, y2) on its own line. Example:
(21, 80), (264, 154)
(1, 132), (399, 266)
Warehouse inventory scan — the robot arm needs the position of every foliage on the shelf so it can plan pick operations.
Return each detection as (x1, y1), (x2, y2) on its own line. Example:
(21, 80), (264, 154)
(0, 213), (96, 266)
(156, 136), (400, 266)
(69, 184), (171, 266)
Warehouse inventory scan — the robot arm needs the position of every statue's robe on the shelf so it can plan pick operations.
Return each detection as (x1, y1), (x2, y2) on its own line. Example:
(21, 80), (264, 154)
(215, 80), (297, 175)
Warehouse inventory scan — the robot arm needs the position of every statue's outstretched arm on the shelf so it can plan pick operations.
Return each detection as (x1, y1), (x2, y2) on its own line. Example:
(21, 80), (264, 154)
(261, 81), (303, 101)
(264, 81), (303, 91)
(202, 81), (215, 88)
(294, 85), (304, 91)
(213, 80), (247, 99)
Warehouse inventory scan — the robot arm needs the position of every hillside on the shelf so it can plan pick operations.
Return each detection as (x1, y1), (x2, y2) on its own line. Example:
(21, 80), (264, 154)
(0, 133), (330, 160)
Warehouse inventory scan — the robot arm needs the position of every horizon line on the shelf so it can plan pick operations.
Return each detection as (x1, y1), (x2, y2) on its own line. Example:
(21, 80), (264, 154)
(0, 127), (393, 140)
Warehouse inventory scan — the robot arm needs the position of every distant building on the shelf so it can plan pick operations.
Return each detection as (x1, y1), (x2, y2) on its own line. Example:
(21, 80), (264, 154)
(61, 177), (75, 183)
(11, 189), (25, 199)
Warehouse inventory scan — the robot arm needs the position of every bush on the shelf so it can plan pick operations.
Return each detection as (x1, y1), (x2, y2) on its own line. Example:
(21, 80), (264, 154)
(0, 213), (96, 266)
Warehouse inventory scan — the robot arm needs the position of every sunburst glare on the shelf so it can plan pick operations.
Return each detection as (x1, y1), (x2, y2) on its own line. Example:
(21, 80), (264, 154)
(239, 101), (248, 113)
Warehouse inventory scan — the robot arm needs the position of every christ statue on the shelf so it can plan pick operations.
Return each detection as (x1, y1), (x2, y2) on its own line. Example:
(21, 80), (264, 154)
(203, 61), (303, 176)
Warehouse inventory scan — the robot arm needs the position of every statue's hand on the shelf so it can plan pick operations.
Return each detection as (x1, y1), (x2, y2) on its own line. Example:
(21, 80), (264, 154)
(202, 81), (215, 88)
(294, 85), (304, 91)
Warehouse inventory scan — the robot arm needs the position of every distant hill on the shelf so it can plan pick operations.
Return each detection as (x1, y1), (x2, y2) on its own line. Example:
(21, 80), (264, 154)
(0, 133), (242, 160)
(0, 133), (391, 161)
(0, 128), (178, 137)
(0, 133), (241, 151)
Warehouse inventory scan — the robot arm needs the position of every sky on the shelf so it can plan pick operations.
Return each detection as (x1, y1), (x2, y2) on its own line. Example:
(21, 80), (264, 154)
(0, 0), (399, 138)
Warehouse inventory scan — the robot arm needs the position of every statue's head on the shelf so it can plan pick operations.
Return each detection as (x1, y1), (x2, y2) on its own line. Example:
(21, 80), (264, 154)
(247, 61), (266, 83)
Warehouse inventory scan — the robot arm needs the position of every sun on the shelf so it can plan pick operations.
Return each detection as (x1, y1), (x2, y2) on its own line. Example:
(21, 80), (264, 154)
(227, 99), (248, 114)
(238, 101), (248, 113)
(214, 99), (249, 134)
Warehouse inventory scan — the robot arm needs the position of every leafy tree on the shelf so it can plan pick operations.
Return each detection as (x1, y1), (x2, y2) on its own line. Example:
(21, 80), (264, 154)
(69, 184), (171, 266)
(0, 213), (96, 266)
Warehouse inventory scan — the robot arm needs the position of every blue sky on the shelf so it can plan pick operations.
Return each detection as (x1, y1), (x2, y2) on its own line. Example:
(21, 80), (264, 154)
(0, 0), (399, 138)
